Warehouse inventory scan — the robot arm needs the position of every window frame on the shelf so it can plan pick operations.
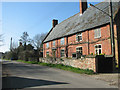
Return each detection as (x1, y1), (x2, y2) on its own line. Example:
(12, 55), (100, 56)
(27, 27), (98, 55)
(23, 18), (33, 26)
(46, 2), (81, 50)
(53, 41), (56, 47)
(46, 51), (49, 56)
(46, 43), (49, 48)
(60, 49), (65, 57)
(61, 38), (65, 45)
(76, 46), (83, 55)
(94, 44), (102, 55)
(94, 28), (101, 39)
(76, 33), (82, 42)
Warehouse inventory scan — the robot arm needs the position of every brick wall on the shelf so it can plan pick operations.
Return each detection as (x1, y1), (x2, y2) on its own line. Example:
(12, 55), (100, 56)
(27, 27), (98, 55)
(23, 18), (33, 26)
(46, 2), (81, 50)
(43, 24), (113, 58)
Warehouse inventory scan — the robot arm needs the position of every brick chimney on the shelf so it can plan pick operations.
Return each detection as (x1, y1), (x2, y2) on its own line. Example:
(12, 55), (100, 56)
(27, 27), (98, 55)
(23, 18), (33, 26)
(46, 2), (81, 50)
(52, 19), (58, 28)
(79, 0), (88, 15)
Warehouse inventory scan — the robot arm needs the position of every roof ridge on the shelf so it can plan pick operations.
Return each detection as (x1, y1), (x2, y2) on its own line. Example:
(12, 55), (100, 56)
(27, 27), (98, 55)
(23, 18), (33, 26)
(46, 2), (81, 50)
(55, 1), (105, 27)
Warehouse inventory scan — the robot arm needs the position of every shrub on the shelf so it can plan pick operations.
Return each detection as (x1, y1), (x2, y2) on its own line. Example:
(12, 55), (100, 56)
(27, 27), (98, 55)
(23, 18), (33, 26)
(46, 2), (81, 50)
(90, 53), (93, 55)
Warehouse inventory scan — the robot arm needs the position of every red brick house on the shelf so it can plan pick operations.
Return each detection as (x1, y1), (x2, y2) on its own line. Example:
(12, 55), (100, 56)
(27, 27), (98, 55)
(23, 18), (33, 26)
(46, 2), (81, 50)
(43, 1), (120, 65)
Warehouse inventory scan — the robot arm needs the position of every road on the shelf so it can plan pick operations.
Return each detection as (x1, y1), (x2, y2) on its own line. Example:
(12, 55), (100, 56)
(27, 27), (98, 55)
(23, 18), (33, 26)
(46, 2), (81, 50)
(2, 60), (118, 89)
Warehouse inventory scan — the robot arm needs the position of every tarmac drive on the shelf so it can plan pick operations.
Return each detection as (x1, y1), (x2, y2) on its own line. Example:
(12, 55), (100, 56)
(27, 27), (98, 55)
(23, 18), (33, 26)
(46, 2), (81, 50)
(2, 60), (118, 89)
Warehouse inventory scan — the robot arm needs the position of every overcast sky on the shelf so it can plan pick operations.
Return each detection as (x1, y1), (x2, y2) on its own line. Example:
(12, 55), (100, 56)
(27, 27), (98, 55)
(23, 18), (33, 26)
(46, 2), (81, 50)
(0, 1), (103, 53)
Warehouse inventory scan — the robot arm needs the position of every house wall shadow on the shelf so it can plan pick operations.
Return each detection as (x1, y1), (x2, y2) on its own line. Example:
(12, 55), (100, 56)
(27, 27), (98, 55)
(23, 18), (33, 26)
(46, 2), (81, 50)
(2, 76), (69, 89)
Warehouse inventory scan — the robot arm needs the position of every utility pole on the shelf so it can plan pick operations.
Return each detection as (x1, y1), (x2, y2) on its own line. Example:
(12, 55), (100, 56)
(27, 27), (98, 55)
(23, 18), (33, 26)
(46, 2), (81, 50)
(10, 37), (12, 51)
(109, 0), (115, 58)
(109, 0), (116, 71)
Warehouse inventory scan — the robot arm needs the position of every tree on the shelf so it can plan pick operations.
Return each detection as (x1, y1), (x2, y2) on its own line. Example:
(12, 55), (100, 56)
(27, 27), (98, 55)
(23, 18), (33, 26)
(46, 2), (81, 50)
(31, 33), (47, 62)
(0, 34), (3, 46)
(32, 33), (47, 50)
(19, 32), (31, 50)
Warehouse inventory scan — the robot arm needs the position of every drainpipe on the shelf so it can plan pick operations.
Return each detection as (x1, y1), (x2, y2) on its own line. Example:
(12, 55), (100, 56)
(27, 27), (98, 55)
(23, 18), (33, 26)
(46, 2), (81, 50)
(66, 37), (68, 58)
(88, 30), (90, 55)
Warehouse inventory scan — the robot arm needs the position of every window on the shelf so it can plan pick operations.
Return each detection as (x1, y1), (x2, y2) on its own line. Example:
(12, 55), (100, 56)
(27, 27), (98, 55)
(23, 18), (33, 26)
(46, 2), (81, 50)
(46, 51), (49, 56)
(76, 33), (82, 42)
(60, 49), (65, 57)
(46, 43), (49, 48)
(61, 38), (64, 45)
(95, 44), (102, 55)
(94, 28), (101, 38)
(76, 47), (83, 55)
(53, 41), (55, 46)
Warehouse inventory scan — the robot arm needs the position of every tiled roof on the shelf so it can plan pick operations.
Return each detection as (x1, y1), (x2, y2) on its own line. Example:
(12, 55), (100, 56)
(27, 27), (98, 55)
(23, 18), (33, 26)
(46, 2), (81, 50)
(44, 1), (120, 43)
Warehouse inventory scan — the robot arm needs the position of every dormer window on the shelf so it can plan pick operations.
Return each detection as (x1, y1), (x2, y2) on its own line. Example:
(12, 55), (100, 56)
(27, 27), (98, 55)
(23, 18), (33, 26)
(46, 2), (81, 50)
(76, 33), (82, 42)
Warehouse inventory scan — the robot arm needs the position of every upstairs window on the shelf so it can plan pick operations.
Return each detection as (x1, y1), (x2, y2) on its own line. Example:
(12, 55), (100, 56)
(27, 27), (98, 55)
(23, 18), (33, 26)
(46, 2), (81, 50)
(76, 33), (82, 42)
(94, 28), (101, 38)
(53, 41), (56, 46)
(95, 44), (102, 55)
(76, 47), (83, 55)
(46, 43), (49, 48)
(61, 38), (64, 45)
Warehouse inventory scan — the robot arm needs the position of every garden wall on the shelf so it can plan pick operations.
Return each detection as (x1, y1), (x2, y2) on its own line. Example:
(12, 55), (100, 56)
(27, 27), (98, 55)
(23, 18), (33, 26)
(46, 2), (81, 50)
(39, 56), (96, 72)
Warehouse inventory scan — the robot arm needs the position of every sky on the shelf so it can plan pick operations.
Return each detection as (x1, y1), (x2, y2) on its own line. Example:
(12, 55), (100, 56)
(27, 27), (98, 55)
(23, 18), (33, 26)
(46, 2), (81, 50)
(0, 1), (103, 53)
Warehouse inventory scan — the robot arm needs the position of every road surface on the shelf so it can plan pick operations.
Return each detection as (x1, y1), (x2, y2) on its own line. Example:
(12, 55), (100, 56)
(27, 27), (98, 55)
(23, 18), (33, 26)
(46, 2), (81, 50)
(2, 60), (118, 89)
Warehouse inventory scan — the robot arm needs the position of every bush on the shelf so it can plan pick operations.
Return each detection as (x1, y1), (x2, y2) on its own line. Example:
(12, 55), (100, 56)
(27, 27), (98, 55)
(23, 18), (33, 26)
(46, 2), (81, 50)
(90, 53), (93, 55)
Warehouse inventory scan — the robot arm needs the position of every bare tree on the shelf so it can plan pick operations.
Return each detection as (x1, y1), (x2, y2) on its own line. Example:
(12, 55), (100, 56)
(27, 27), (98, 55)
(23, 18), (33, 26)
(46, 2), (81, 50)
(19, 32), (31, 50)
(32, 33), (47, 50)
(0, 34), (3, 46)
(12, 41), (18, 50)
(31, 33), (47, 62)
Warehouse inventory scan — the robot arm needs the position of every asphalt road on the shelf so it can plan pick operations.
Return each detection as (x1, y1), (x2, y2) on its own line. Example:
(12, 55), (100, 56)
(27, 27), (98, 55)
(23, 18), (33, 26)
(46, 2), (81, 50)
(2, 60), (118, 89)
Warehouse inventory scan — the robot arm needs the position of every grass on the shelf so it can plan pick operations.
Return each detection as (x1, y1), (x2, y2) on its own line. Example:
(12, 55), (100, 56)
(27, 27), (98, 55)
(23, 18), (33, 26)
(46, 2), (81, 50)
(16, 60), (94, 75)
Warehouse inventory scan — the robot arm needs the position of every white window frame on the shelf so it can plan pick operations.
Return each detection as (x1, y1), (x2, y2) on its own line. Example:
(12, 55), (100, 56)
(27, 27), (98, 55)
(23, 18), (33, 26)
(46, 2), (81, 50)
(61, 38), (64, 45)
(76, 33), (82, 42)
(94, 28), (101, 38)
(76, 46), (83, 55)
(60, 49), (65, 57)
(46, 43), (49, 48)
(53, 41), (56, 46)
(94, 44), (102, 55)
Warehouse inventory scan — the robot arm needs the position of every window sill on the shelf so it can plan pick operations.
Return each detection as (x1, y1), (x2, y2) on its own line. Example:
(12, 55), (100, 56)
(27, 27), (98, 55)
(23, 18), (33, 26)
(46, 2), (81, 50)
(76, 40), (82, 43)
(94, 37), (101, 39)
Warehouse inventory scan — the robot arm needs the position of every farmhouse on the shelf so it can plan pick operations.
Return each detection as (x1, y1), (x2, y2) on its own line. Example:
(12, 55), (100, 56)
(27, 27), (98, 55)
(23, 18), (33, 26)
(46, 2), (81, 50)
(43, 0), (120, 70)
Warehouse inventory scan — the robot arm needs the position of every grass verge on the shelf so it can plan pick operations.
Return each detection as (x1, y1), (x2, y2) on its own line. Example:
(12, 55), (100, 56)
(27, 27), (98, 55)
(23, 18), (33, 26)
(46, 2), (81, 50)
(16, 60), (94, 75)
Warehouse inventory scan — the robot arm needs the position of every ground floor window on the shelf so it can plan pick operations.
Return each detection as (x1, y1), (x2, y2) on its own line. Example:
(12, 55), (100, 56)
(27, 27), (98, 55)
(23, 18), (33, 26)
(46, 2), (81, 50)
(46, 51), (49, 57)
(95, 44), (102, 55)
(60, 49), (65, 57)
(76, 47), (83, 55)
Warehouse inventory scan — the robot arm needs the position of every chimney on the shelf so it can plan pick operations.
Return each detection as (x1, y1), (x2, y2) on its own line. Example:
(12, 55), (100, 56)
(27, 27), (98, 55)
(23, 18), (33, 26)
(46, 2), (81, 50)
(79, 0), (88, 15)
(52, 19), (58, 28)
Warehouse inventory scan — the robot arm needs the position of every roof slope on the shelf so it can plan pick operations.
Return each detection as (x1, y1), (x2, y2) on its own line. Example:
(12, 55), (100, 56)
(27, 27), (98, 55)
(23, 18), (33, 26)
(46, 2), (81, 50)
(44, 1), (120, 43)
